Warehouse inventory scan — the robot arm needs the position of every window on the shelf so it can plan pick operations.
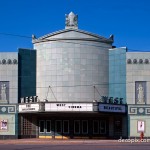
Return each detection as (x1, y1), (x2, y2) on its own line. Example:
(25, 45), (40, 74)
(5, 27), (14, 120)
(139, 59), (143, 64)
(46, 120), (51, 133)
(82, 120), (88, 134)
(39, 120), (45, 133)
(2, 59), (6, 64)
(7, 59), (12, 64)
(63, 120), (69, 134)
(74, 120), (80, 134)
(55, 120), (62, 133)
(127, 59), (132, 64)
(93, 120), (99, 134)
(133, 59), (137, 64)
(13, 59), (18, 64)
(145, 59), (149, 64)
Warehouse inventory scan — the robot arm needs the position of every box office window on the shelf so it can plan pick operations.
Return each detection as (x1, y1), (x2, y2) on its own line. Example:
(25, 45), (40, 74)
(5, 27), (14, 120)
(82, 120), (88, 134)
(55, 120), (62, 133)
(39, 120), (45, 133)
(46, 120), (51, 133)
(74, 120), (80, 134)
(93, 120), (99, 134)
(63, 120), (69, 134)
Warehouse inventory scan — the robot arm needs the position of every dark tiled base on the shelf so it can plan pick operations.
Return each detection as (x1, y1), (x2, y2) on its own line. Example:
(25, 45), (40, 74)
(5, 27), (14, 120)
(0, 135), (18, 140)
(18, 135), (36, 139)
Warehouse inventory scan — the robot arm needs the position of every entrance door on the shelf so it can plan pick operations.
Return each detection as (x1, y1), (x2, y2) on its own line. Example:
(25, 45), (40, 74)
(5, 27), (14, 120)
(39, 120), (52, 138)
(92, 120), (107, 137)
(55, 120), (62, 138)
(55, 120), (69, 139)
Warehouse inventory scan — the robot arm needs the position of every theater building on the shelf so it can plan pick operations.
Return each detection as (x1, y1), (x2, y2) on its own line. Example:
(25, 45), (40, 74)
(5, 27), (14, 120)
(17, 12), (127, 139)
(1, 12), (150, 140)
(0, 12), (130, 139)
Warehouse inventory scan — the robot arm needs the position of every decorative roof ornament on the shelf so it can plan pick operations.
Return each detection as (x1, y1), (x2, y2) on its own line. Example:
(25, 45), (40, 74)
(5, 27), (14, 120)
(32, 34), (36, 40)
(65, 12), (78, 29)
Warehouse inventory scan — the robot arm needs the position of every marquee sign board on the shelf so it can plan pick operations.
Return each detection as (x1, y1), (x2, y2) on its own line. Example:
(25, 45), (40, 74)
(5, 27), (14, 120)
(99, 104), (126, 113)
(19, 104), (40, 112)
(45, 103), (93, 112)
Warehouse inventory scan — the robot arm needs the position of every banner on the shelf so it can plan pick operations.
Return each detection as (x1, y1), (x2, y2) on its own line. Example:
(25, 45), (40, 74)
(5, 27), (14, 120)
(99, 104), (126, 113)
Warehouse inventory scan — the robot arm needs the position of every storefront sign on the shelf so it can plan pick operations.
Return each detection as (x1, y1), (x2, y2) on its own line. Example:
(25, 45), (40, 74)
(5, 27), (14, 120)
(20, 96), (38, 103)
(99, 104), (126, 113)
(19, 104), (40, 112)
(45, 103), (93, 112)
(137, 120), (145, 132)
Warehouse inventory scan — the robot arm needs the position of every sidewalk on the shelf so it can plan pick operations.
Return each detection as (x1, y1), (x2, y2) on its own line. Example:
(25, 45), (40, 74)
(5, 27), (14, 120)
(0, 138), (118, 145)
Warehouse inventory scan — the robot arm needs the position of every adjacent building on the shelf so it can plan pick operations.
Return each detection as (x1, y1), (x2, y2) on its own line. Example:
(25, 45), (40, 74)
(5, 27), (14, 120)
(0, 53), (18, 139)
(109, 47), (150, 138)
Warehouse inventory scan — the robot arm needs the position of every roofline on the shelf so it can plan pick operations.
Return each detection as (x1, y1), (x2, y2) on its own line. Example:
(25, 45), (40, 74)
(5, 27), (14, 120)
(127, 51), (150, 53)
(32, 28), (113, 44)
(109, 47), (127, 51)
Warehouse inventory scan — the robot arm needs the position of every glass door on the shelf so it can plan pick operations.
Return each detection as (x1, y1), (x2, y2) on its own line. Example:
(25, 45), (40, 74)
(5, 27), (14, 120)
(55, 120), (62, 137)
(39, 120), (45, 137)
(74, 120), (80, 135)
(100, 120), (106, 134)
(93, 120), (99, 135)
(39, 120), (52, 138)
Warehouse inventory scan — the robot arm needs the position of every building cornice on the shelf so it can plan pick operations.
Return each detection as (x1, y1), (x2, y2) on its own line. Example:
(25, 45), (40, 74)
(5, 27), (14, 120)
(32, 28), (113, 44)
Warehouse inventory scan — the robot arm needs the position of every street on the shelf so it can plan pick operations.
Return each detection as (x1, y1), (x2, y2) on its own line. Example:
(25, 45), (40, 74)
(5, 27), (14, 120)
(0, 139), (150, 150)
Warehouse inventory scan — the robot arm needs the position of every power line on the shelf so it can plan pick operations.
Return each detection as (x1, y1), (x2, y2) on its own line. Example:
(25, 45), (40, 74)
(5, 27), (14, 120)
(0, 32), (31, 39)
(0, 32), (150, 52)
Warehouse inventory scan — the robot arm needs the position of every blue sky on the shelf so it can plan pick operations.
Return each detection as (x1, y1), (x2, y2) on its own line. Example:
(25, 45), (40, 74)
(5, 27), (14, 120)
(0, 0), (150, 52)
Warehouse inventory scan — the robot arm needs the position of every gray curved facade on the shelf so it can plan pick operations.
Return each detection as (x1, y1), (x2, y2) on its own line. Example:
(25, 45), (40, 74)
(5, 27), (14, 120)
(33, 28), (113, 102)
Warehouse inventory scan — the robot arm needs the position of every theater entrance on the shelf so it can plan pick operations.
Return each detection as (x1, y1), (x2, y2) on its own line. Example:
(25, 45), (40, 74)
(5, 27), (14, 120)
(38, 118), (108, 139)
(19, 113), (127, 139)
(39, 120), (70, 139)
